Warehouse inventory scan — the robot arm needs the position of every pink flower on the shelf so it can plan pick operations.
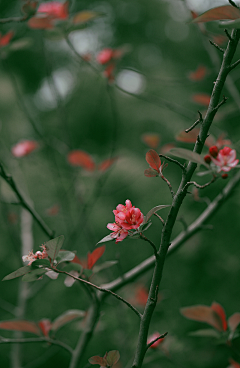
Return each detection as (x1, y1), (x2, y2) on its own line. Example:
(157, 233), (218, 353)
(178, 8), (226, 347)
(147, 332), (164, 349)
(113, 200), (143, 230)
(22, 245), (48, 265)
(107, 222), (128, 243)
(96, 48), (114, 65)
(28, 1), (69, 29)
(12, 140), (38, 157)
(211, 146), (239, 172)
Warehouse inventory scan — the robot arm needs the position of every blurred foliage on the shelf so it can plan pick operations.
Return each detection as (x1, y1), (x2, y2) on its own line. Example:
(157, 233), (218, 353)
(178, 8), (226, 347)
(0, 0), (240, 367)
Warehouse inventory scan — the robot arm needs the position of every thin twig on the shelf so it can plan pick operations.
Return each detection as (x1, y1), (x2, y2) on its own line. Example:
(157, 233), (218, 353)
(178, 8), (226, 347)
(212, 95), (227, 111)
(225, 29), (233, 41)
(0, 163), (54, 239)
(55, 269), (142, 319)
(140, 233), (158, 259)
(228, 0), (238, 8)
(185, 118), (200, 133)
(146, 332), (168, 351)
(229, 59), (240, 71)
(0, 15), (29, 24)
(153, 213), (165, 225)
(209, 40), (224, 53)
(0, 336), (73, 355)
(158, 154), (185, 171)
(182, 176), (217, 192)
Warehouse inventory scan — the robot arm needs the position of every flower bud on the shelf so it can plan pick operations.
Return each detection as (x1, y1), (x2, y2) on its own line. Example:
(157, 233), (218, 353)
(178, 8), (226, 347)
(221, 173), (228, 179)
(209, 145), (218, 158)
(204, 154), (211, 164)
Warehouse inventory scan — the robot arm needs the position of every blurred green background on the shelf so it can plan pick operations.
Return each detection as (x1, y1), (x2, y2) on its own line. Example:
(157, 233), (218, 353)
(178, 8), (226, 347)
(0, 0), (240, 367)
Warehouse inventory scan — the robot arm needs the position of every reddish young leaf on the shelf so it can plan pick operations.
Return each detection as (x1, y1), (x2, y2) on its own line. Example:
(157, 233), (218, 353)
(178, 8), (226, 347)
(98, 157), (117, 172)
(211, 302), (228, 331)
(87, 245), (105, 270)
(144, 168), (159, 177)
(145, 149), (161, 171)
(192, 93), (211, 106)
(67, 150), (96, 171)
(89, 356), (107, 366)
(192, 5), (240, 23)
(188, 65), (207, 81)
(51, 310), (86, 332)
(38, 319), (51, 337)
(28, 16), (54, 29)
(73, 10), (100, 24)
(160, 143), (175, 154)
(180, 305), (224, 331)
(229, 358), (240, 368)
(106, 350), (120, 366)
(46, 204), (60, 216)
(141, 133), (160, 149)
(135, 286), (149, 305)
(0, 31), (14, 47)
(228, 313), (240, 332)
(0, 320), (40, 335)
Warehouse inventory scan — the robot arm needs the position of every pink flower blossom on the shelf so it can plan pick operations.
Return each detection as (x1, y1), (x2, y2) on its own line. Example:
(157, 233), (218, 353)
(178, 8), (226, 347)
(211, 146), (239, 172)
(113, 200), (143, 230)
(0, 31), (14, 47)
(12, 140), (38, 157)
(107, 222), (128, 243)
(96, 48), (114, 65)
(28, 1), (69, 29)
(22, 245), (48, 265)
(147, 332), (164, 349)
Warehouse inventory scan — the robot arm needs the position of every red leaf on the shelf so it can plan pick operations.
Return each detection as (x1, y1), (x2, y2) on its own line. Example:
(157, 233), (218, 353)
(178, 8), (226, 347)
(145, 149), (161, 171)
(160, 143), (175, 154)
(87, 245), (105, 270)
(106, 350), (120, 366)
(46, 204), (60, 216)
(142, 133), (160, 149)
(192, 5), (240, 23)
(0, 320), (40, 335)
(211, 302), (228, 331)
(0, 31), (14, 47)
(192, 93), (211, 106)
(228, 313), (240, 332)
(180, 305), (224, 331)
(144, 168), (159, 177)
(188, 65), (207, 81)
(98, 157), (117, 172)
(38, 319), (51, 337)
(28, 16), (54, 29)
(67, 150), (96, 171)
(229, 358), (240, 368)
(135, 286), (149, 305)
(89, 356), (107, 366)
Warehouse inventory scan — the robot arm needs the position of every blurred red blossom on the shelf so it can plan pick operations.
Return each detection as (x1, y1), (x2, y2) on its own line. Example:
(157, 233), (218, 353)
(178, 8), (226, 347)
(141, 133), (160, 149)
(188, 65), (207, 81)
(147, 332), (165, 349)
(28, 1), (69, 29)
(192, 93), (211, 106)
(12, 140), (38, 157)
(67, 150), (96, 171)
(0, 31), (14, 47)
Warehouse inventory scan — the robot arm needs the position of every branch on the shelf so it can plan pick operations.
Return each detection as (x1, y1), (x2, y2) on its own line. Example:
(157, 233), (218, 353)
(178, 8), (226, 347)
(56, 269), (142, 319)
(182, 176), (217, 192)
(158, 154), (185, 171)
(185, 111), (203, 133)
(146, 332), (168, 351)
(0, 336), (73, 355)
(209, 40), (224, 53)
(140, 233), (158, 258)
(0, 163), (54, 239)
(229, 58), (240, 71)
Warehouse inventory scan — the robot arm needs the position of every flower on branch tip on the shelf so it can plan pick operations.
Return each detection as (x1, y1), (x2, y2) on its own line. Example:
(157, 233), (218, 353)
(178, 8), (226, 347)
(22, 245), (48, 266)
(96, 47), (126, 82)
(12, 140), (38, 157)
(147, 332), (165, 349)
(211, 146), (239, 173)
(28, 1), (69, 29)
(0, 31), (14, 48)
(209, 145), (219, 158)
(107, 222), (128, 243)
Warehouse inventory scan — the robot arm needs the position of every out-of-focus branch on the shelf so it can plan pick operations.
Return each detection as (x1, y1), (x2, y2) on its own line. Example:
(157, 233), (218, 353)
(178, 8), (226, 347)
(0, 162), (54, 239)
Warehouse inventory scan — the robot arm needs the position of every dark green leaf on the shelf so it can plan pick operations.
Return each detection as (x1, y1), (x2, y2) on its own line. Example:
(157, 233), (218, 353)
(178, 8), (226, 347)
(83, 269), (93, 278)
(189, 328), (220, 338)
(62, 263), (83, 273)
(144, 205), (170, 224)
(2, 266), (32, 281)
(22, 269), (47, 282)
(31, 259), (51, 267)
(45, 235), (64, 261)
(169, 148), (209, 168)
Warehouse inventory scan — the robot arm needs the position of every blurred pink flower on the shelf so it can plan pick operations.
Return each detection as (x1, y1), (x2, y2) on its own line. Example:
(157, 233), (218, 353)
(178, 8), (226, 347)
(0, 31), (14, 47)
(107, 222), (128, 243)
(22, 245), (48, 265)
(211, 146), (239, 172)
(12, 140), (38, 157)
(28, 1), (69, 29)
(96, 48), (114, 65)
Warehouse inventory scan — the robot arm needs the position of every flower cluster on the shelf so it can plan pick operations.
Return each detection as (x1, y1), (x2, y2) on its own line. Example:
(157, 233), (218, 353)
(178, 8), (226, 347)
(28, 1), (69, 29)
(22, 245), (48, 265)
(96, 48), (124, 82)
(107, 200), (144, 243)
(204, 146), (239, 176)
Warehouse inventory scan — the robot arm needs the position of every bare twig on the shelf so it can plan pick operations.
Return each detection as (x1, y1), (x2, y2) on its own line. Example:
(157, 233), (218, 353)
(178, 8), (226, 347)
(55, 269), (142, 319)
(228, 0), (238, 8)
(158, 154), (185, 171)
(0, 163), (54, 239)
(209, 40), (224, 53)
(225, 29), (233, 41)
(182, 176), (217, 192)
(185, 111), (203, 133)
(212, 95), (227, 111)
(229, 59), (240, 71)
(140, 233), (158, 259)
(146, 332), (168, 351)
(153, 213), (165, 225)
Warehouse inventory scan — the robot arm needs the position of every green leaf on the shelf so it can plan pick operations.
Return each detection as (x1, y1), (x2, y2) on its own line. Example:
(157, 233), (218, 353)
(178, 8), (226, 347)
(92, 261), (118, 274)
(189, 329), (220, 338)
(106, 350), (120, 366)
(169, 148), (209, 168)
(45, 235), (64, 261)
(31, 259), (51, 267)
(83, 269), (93, 278)
(192, 5), (240, 23)
(56, 251), (75, 264)
(9, 38), (33, 51)
(51, 309), (86, 332)
(143, 205), (170, 224)
(97, 234), (114, 245)
(219, 18), (240, 29)
(22, 269), (47, 282)
(2, 266), (32, 281)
